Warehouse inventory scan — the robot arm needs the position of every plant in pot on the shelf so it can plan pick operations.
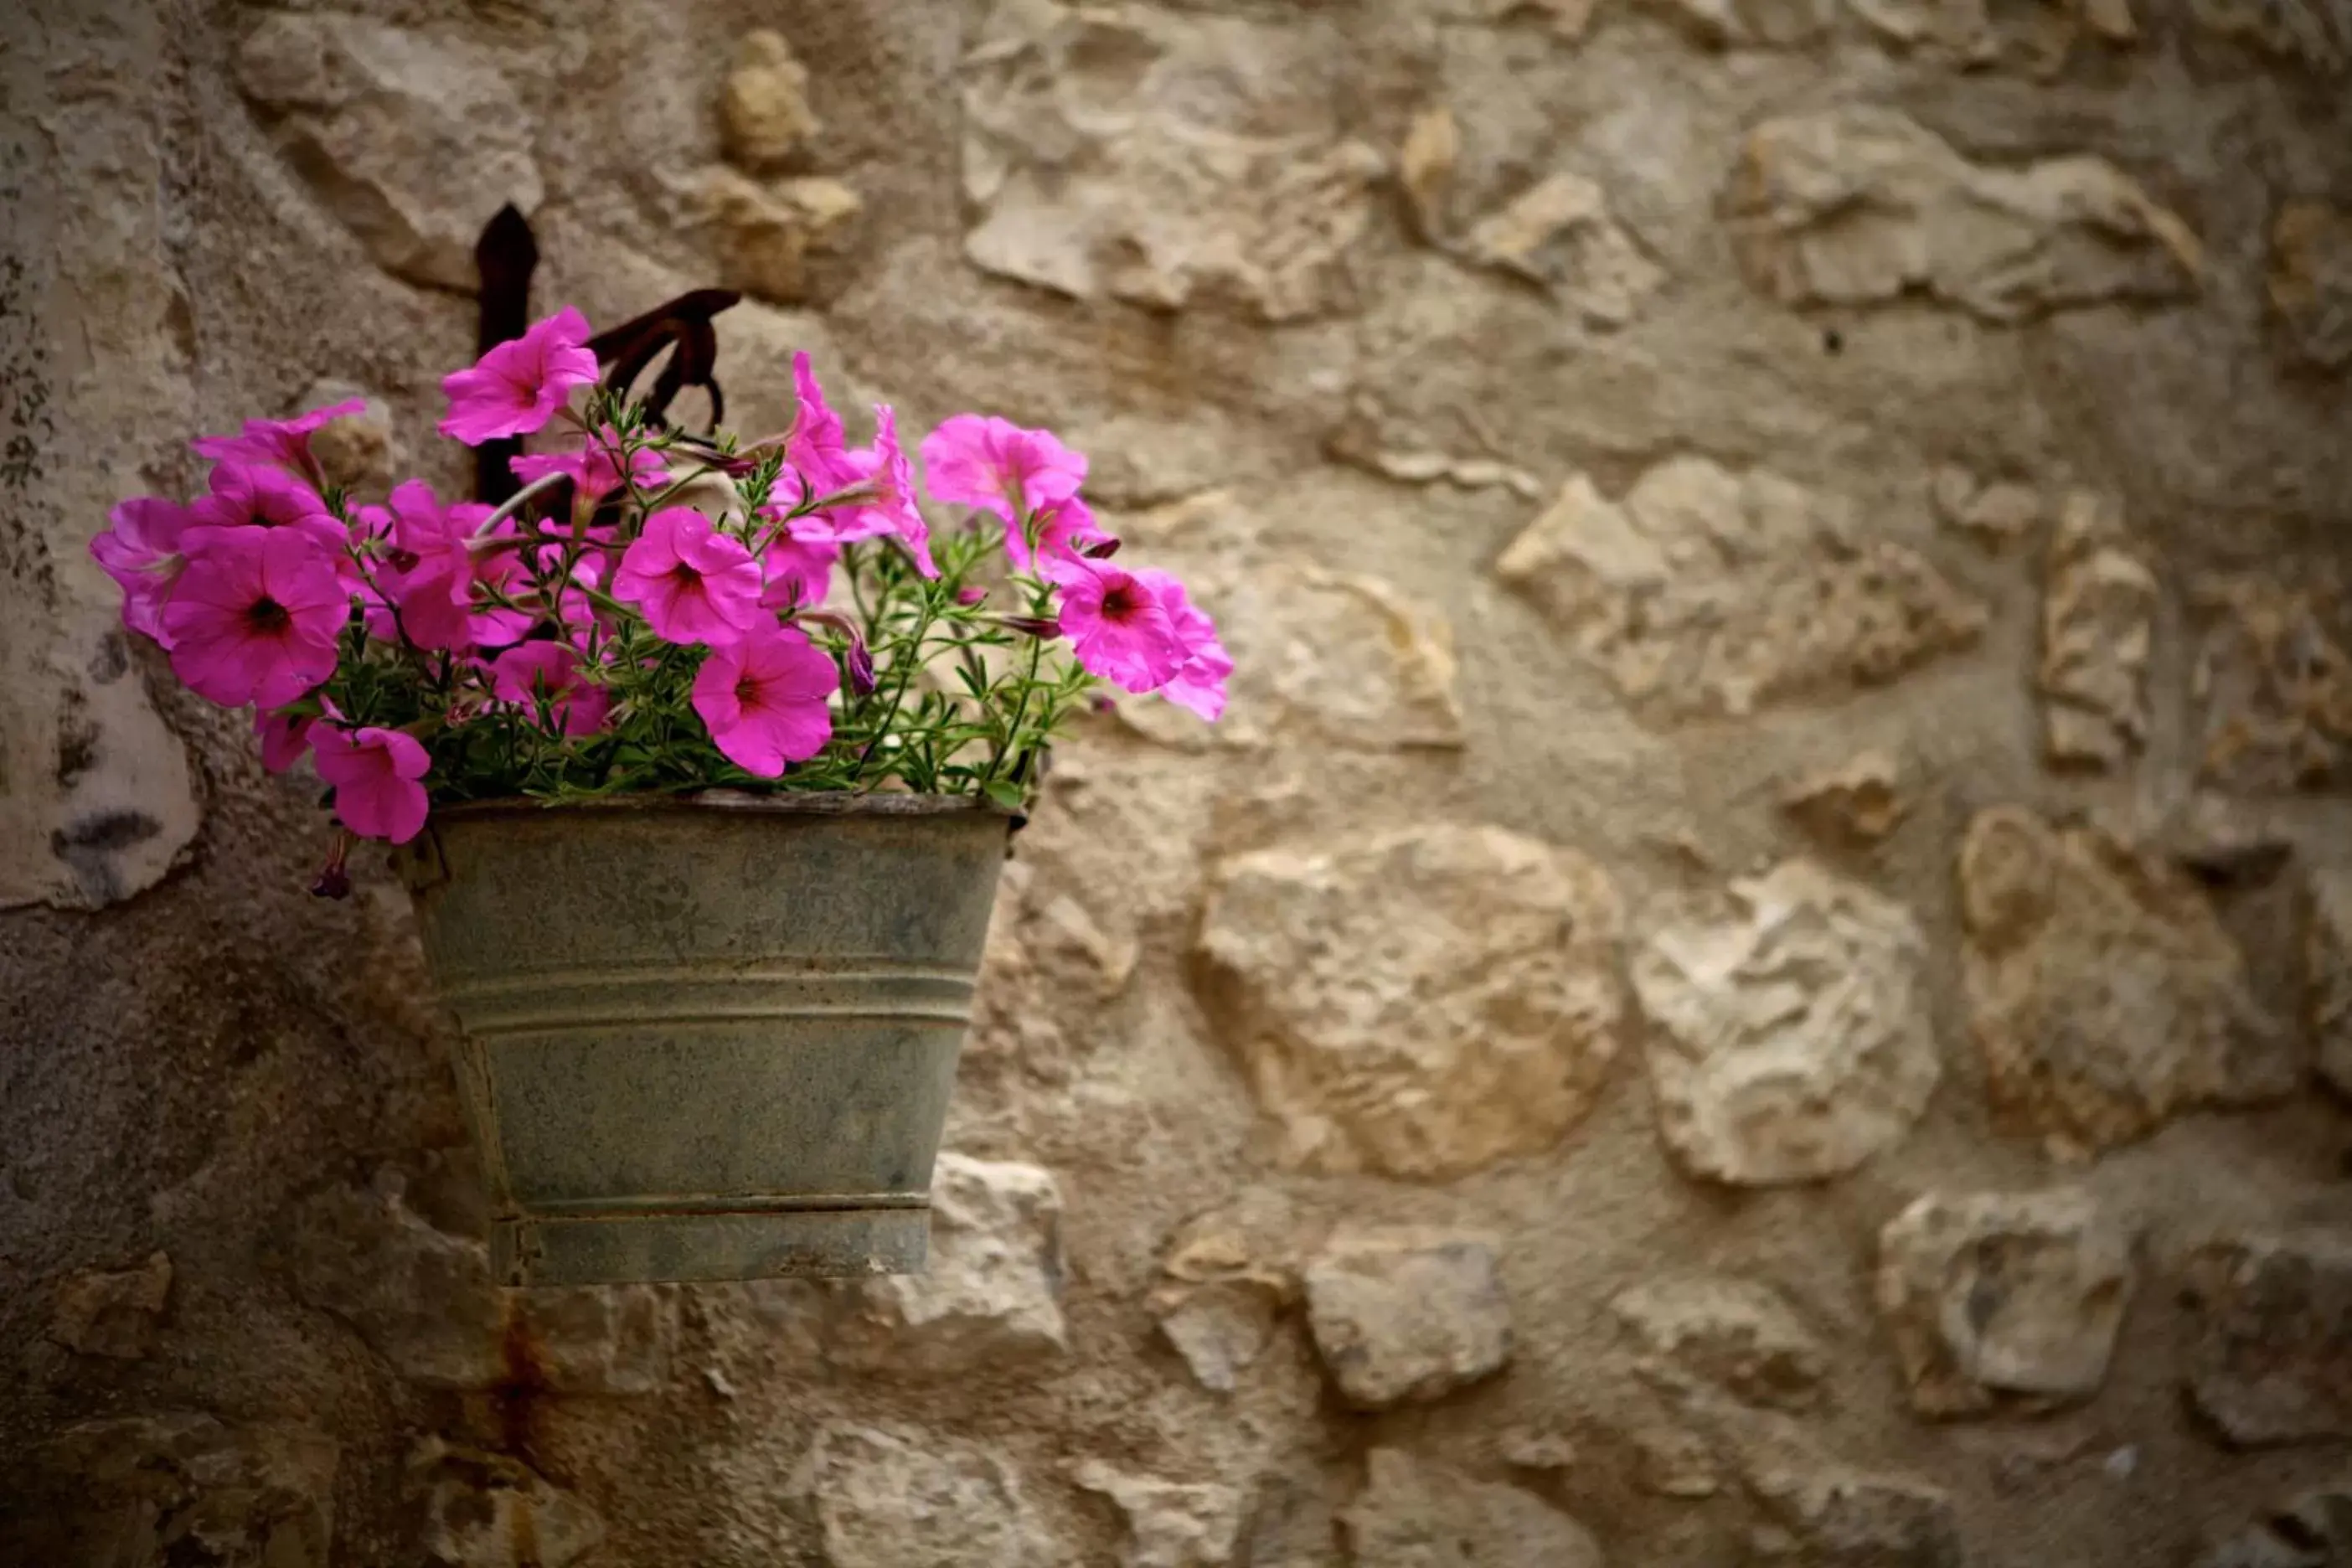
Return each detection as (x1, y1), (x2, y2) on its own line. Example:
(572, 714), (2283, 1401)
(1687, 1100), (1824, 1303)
(90, 299), (1229, 1287)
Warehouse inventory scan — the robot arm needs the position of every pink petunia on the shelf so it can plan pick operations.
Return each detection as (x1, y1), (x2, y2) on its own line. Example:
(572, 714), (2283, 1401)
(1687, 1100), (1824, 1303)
(488, 639), (612, 737)
(783, 352), (859, 499)
(759, 530), (840, 611)
(367, 481), (503, 652)
(160, 527), (348, 708)
(1005, 494), (1114, 575)
(691, 623), (838, 777)
(807, 405), (937, 577)
(190, 398), (367, 481)
(438, 307), (600, 446)
(1049, 558), (1183, 694)
(919, 414), (1086, 524)
(611, 508), (765, 646)
(1133, 569), (1231, 721)
(255, 705), (320, 772)
(90, 496), (197, 646)
(185, 462), (348, 570)
(511, 426), (671, 506)
(311, 725), (431, 843)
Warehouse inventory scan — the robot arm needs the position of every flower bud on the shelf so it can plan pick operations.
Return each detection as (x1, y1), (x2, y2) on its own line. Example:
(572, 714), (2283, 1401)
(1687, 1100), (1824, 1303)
(999, 615), (1061, 639)
(848, 637), (878, 696)
(956, 586), (988, 606)
(309, 834), (353, 900)
(1078, 536), (1121, 560)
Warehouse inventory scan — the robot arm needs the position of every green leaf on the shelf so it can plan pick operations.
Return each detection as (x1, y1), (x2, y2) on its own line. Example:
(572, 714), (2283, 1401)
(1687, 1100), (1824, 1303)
(981, 777), (1028, 814)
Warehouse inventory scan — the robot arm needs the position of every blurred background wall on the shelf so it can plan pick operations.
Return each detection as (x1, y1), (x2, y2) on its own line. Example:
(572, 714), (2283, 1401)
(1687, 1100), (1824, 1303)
(5, 0), (2352, 1562)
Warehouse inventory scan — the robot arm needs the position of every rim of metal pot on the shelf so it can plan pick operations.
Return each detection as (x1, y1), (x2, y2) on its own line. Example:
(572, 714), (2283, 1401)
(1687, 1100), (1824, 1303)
(426, 789), (1018, 823)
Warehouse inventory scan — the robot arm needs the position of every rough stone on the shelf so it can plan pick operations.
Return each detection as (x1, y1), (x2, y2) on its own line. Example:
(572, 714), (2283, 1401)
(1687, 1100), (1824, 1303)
(2203, 1477), (2352, 1567)
(1302, 1229), (1512, 1409)
(413, 1441), (604, 1568)
(22, 1414), (338, 1568)
(2039, 491), (2159, 772)
(1497, 459), (1987, 720)
(2183, 1228), (2352, 1447)
(1958, 807), (2292, 1158)
(1198, 823), (1624, 1179)
(1460, 172), (1665, 328)
(297, 378), (396, 493)
(1931, 465), (2041, 551)
(1235, 1472), (1339, 1568)
(1648, 0), (1838, 48)
(1632, 859), (1940, 1185)
(1875, 1188), (2134, 1417)
(1153, 1277), (1282, 1394)
(1340, 1448), (1605, 1568)
(235, 13), (542, 291)
(827, 1152), (1068, 1375)
(961, 1), (1384, 320)
(1782, 749), (1909, 848)
(720, 28), (820, 172)
(2191, 0), (2351, 74)
(1399, 105), (1458, 243)
(50, 1249), (172, 1359)
(1725, 106), (2202, 322)
(1075, 1461), (1246, 1568)
(2312, 869), (2352, 1099)
(1847, 0), (2138, 72)
(286, 1173), (672, 1394)
(2269, 203), (2352, 371)
(1631, 1421), (1722, 1497)
(1746, 1463), (1966, 1568)
(1610, 1276), (1827, 1411)
(793, 1422), (1058, 1568)
(2192, 574), (2352, 792)
(673, 166), (862, 305)
(1204, 561), (1467, 752)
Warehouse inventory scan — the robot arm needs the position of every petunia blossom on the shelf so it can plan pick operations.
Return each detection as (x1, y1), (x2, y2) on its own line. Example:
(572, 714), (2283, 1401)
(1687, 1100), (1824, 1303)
(691, 623), (838, 776)
(438, 306), (600, 446)
(782, 352), (859, 499)
(366, 481), (506, 652)
(1133, 568), (1231, 721)
(919, 415), (1086, 524)
(190, 398), (367, 482)
(1049, 558), (1183, 694)
(1005, 494), (1113, 575)
(512, 426), (671, 507)
(611, 507), (766, 646)
(759, 530), (839, 611)
(90, 496), (196, 645)
(809, 405), (937, 577)
(185, 462), (348, 570)
(488, 639), (612, 737)
(255, 705), (320, 772)
(311, 725), (431, 843)
(160, 527), (348, 708)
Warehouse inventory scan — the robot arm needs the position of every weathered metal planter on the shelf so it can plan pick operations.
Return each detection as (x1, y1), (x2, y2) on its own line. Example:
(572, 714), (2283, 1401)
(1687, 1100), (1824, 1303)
(397, 794), (1009, 1288)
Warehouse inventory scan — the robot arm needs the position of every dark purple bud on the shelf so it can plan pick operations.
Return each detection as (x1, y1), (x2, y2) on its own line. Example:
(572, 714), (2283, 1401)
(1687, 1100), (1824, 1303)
(1078, 535), (1121, 560)
(1089, 694), (1117, 714)
(956, 585), (988, 606)
(309, 833), (353, 899)
(1002, 616), (1061, 639)
(848, 637), (878, 696)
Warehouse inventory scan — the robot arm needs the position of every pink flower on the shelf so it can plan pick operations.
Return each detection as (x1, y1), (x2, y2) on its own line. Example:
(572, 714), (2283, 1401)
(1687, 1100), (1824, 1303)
(814, 405), (937, 577)
(691, 624), (838, 776)
(190, 398), (367, 481)
(1050, 558), (1183, 694)
(1134, 569), (1230, 721)
(759, 530), (839, 611)
(919, 415), (1086, 523)
(1006, 495), (1113, 575)
(512, 426), (671, 505)
(488, 640), (612, 737)
(784, 353), (859, 498)
(311, 725), (431, 843)
(438, 307), (600, 446)
(368, 481), (501, 652)
(255, 705), (319, 772)
(185, 463), (348, 570)
(611, 508), (765, 646)
(90, 496), (196, 645)
(160, 528), (348, 708)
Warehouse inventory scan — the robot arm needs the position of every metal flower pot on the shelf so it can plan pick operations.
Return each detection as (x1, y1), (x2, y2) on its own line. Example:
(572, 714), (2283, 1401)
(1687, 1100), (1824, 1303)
(397, 794), (1009, 1287)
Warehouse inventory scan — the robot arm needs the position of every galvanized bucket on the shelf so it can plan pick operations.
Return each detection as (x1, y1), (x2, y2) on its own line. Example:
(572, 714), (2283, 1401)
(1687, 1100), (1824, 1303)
(397, 793), (1010, 1287)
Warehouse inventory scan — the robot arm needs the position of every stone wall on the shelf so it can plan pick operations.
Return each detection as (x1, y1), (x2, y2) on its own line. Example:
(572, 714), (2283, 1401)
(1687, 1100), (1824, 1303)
(4, 0), (2351, 1563)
